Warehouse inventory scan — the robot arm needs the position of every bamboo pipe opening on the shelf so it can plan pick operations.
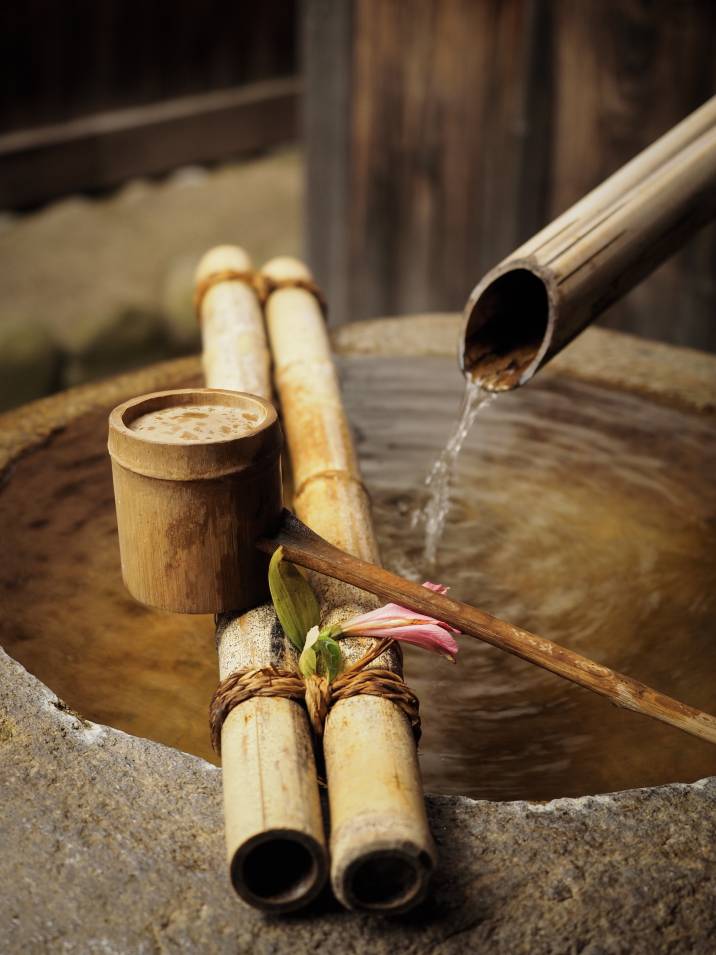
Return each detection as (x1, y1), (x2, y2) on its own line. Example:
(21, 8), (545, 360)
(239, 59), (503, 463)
(461, 265), (552, 391)
(230, 830), (327, 913)
(341, 848), (433, 913)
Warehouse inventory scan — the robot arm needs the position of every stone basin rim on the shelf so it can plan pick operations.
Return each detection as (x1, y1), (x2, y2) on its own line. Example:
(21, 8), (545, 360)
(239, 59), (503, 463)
(6, 642), (714, 810)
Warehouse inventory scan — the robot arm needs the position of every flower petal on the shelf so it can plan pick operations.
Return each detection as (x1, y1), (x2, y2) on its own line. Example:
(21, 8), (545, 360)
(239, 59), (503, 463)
(348, 621), (458, 661)
(335, 580), (460, 659)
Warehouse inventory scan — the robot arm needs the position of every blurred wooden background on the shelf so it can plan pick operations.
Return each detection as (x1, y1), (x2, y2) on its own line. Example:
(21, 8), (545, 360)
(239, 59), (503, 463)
(0, 0), (299, 207)
(305, 0), (716, 351)
(1, 1), (714, 351)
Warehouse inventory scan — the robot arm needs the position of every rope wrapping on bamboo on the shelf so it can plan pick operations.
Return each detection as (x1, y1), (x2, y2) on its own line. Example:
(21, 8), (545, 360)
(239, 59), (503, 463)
(195, 269), (328, 321)
(209, 637), (420, 752)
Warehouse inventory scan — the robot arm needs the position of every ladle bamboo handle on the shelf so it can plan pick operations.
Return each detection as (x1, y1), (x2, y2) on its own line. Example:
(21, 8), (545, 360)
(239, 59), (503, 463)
(258, 510), (716, 746)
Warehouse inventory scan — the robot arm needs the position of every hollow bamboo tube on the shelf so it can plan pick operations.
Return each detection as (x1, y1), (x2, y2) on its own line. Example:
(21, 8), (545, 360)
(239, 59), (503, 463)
(195, 246), (328, 913)
(261, 256), (436, 914)
(462, 95), (716, 390)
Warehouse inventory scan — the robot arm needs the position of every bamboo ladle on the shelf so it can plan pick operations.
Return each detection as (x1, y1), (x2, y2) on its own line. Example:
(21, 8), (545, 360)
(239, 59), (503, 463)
(259, 510), (716, 746)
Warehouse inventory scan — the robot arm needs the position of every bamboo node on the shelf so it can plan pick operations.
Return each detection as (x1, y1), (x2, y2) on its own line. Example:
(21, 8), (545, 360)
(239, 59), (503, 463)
(262, 276), (328, 317)
(195, 269), (328, 322)
(193, 268), (260, 321)
(209, 638), (420, 752)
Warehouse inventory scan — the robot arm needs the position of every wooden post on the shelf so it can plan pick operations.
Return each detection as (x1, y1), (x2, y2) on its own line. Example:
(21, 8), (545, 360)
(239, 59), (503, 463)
(195, 246), (328, 913)
(261, 255), (436, 913)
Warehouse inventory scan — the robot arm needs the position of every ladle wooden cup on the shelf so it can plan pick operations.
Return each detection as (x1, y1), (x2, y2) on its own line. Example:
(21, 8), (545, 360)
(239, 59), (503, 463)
(108, 388), (282, 615)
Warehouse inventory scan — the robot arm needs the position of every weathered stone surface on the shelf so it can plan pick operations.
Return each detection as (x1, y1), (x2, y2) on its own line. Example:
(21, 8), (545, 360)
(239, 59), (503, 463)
(0, 149), (301, 352)
(1, 646), (714, 954)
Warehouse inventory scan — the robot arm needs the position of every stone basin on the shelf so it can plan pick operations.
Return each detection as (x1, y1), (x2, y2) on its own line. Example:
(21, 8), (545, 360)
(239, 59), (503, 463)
(1, 317), (715, 952)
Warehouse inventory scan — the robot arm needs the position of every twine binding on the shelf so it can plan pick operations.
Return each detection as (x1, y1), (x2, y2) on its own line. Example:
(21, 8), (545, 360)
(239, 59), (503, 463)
(194, 269), (328, 322)
(209, 637), (420, 752)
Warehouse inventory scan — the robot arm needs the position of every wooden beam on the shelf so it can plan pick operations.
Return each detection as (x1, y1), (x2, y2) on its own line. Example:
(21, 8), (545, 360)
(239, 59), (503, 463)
(0, 77), (301, 209)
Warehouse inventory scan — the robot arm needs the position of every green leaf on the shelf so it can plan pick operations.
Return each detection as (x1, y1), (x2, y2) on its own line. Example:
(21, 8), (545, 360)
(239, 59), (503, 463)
(268, 547), (320, 651)
(298, 645), (317, 678)
(316, 634), (343, 682)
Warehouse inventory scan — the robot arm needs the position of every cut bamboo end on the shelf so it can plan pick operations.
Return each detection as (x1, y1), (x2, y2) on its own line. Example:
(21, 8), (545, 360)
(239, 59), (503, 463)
(461, 263), (552, 391)
(462, 97), (716, 390)
(324, 695), (436, 914)
(216, 607), (328, 913)
(261, 255), (436, 913)
(221, 696), (328, 913)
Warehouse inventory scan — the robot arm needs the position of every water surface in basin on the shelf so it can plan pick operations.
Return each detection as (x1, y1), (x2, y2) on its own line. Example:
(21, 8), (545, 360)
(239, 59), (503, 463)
(342, 357), (716, 799)
(1, 356), (714, 800)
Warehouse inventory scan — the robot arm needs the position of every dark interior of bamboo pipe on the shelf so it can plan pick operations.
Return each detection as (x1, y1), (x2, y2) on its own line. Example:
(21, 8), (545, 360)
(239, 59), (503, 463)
(462, 268), (550, 390)
(233, 835), (323, 911)
(344, 851), (430, 912)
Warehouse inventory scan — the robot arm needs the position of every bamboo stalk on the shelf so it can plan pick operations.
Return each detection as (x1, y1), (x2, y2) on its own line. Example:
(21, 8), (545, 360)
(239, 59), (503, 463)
(195, 246), (328, 913)
(461, 95), (716, 390)
(261, 512), (716, 747)
(198, 245), (272, 397)
(261, 256), (436, 913)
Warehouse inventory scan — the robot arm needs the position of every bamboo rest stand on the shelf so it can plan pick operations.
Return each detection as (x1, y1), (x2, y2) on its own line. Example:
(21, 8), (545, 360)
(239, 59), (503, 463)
(188, 246), (435, 916)
(462, 94), (716, 390)
(194, 247), (434, 915)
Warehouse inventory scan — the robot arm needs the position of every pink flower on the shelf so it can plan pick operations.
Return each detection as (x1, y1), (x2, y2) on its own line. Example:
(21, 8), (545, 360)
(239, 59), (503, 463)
(337, 582), (459, 661)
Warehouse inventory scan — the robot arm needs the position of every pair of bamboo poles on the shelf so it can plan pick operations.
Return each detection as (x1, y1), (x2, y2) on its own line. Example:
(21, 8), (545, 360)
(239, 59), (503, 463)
(197, 246), (434, 914)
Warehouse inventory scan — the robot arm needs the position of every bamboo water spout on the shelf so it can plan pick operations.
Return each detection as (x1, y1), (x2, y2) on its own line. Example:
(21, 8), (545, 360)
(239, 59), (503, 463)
(461, 95), (716, 390)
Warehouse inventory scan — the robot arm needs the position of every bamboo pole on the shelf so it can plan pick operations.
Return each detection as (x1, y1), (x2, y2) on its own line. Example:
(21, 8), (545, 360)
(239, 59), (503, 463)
(461, 95), (716, 390)
(195, 246), (328, 913)
(261, 256), (436, 914)
(198, 245), (272, 397)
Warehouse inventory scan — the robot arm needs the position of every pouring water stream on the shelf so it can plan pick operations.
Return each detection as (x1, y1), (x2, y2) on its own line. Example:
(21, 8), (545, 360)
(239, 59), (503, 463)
(412, 377), (495, 563)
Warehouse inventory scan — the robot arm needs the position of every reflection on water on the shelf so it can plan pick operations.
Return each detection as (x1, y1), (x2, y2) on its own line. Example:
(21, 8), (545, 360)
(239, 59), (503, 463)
(341, 357), (716, 800)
